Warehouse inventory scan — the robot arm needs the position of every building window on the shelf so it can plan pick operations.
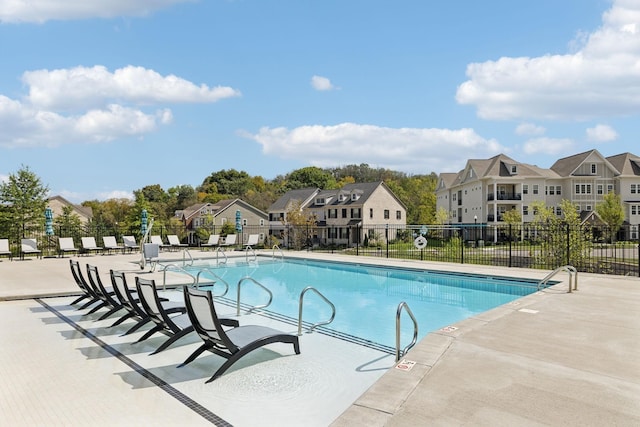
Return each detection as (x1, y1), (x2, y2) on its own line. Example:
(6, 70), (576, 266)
(556, 207), (562, 216)
(632, 184), (638, 194)
(632, 205), (638, 215)
(260, 219), (264, 226)
(523, 184), (529, 195)
(607, 184), (614, 193)
(342, 209), (347, 218)
(533, 185), (539, 195)
(384, 209), (390, 219)
(548, 186), (555, 195)
(328, 209), (337, 219)
(351, 208), (361, 219)
(591, 163), (597, 174)
(452, 193), (457, 201)
(556, 186), (562, 195)
(597, 184), (603, 195)
(396, 210), (402, 220)
(575, 184), (592, 194)
(511, 165), (517, 174)
(369, 208), (374, 219)
(586, 205), (592, 211)
(523, 205), (529, 215)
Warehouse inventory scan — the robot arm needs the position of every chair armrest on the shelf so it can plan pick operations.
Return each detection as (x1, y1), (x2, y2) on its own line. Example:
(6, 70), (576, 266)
(220, 318), (240, 328)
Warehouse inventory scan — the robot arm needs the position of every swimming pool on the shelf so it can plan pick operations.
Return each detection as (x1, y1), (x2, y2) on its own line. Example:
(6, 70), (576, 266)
(176, 258), (540, 352)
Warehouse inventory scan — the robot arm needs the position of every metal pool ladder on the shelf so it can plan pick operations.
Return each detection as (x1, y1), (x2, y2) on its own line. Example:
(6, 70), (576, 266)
(236, 276), (273, 315)
(297, 286), (336, 335)
(538, 265), (578, 293)
(396, 302), (418, 362)
(195, 268), (230, 297)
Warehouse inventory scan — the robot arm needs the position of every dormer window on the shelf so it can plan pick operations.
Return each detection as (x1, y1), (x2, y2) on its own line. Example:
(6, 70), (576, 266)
(350, 191), (362, 201)
(511, 165), (518, 174)
(316, 197), (325, 205)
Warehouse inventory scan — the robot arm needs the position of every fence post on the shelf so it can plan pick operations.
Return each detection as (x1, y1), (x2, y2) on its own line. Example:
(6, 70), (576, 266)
(460, 228), (464, 264)
(566, 222), (571, 266)
(508, 224), (512, 268)
(385, 224), (389, 258)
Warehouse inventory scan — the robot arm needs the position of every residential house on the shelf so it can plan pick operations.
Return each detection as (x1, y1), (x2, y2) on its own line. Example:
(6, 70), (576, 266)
(268, 181), (407, 247)
(436, 149), (640, 239)
(47, 195), (93, 224)
(177, 198), (269, 245)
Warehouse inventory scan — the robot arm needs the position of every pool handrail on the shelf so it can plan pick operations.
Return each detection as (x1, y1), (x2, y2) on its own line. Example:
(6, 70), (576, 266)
(297, 286), (336, 336)
(236, 276), (273, 315)
(195, 268), (230, 297)
(396, 301), (418, 362)
(161, 263), (196, 291)
(181, 248), (194, 267)
(272, 245), (284, 261)
(215, 247), (228, 265)
(538, 265), (578, 293)
(245, 245), (257, 263)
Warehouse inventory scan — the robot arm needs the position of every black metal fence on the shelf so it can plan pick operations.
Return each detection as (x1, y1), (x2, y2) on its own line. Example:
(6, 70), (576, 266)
(3, 222), (639, 277)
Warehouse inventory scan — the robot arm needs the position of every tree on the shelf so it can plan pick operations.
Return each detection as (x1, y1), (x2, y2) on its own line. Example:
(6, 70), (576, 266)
(501, 208), (522, 242)
(0, 165), (49, 238)
(596, 192), (625, 242)
(54, 205), (83, 236)
(285, 166), (337, 190)
(531, 200), (592, 268)
(284, 200), (317, 249)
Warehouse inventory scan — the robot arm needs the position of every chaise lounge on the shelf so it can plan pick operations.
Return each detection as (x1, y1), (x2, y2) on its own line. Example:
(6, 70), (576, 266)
(135, 277), (239, 355)
(20, 238), (42, 260)
(179, 286), (300, 382)
(0, 238), (12, 261)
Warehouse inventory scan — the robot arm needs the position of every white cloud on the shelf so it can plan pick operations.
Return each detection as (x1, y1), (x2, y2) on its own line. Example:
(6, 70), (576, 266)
(0, 95), (169, 147)
(0, 0), (192, 24)
(0, 174), (8, 183)
(456, 0), (640, 120)
(245, 123), (505, 173)
(23, 65), (240, 110)
(515, 123), (546, 136)
(586, 124), (618, 142)
(523, 137), (575, 155)
(0, 65), (238, 147)
(311, 75), (336, 91)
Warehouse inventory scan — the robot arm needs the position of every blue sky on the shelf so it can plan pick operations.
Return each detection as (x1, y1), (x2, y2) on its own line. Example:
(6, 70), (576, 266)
(1, 0), (639, 203)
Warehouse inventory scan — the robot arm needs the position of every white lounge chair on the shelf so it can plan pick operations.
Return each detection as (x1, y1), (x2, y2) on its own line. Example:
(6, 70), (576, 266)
(58, 237), (79, 257)
(245, 234), (260, 250)
(122, 235), (139, 252)
(102, 236), (124, 254)
(20, 238), (42, 260)
(167, 234), (188, 250)
(220, 234), (237, 249)
(0, 238), (13, 261)
(81, 237), (103, 255)
(201, 234), (220, 250)
(150, 235), (169, 251)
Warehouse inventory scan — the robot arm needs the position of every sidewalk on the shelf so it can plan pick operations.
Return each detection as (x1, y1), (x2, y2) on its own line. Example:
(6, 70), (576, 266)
(1, 252), (639, 426)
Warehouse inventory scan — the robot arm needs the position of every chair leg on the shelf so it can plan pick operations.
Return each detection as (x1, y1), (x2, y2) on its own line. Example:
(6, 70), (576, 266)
(110, 311), (136, 327)
(121, 317), (151, 336)
(86, 301), (108, 315)
(78, 297), (100, 310)
(96, 305), (123, 321)
(177, 343), (209, 368)
(70, 294), (90, 305)
(149, 326), (194, 355)
(136, 325), (163, 343)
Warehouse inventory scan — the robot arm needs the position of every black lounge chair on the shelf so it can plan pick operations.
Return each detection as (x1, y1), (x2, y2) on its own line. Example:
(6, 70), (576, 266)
(109, 270), (185, 335)
(69, 259), (101, 309)
(135, 278), (239, 355)
(86, 264), (123, 321)
(179, 286), (300, 383)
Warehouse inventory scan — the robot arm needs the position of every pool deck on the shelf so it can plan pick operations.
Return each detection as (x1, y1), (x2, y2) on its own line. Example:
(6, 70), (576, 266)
(1, 250), (639, 426)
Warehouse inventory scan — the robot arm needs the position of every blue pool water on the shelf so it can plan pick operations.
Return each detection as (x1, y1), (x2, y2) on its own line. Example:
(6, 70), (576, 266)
(180, 258), (538, 351)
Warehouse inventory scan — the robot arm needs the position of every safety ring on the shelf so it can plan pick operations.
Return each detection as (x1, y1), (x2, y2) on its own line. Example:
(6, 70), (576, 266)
(414, 236), (427, 249)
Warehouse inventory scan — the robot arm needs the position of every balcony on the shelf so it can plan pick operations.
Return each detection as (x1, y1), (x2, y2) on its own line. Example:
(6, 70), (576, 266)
(486, 214), (503, 222)
(487, 192), (522, 201)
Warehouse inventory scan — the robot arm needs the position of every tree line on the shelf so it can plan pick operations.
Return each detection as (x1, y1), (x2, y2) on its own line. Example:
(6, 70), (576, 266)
(0, 164), (439, 236)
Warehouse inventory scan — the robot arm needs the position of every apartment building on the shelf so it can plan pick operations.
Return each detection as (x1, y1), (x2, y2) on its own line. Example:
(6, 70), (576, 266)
(268, 181), (407, 247)
(436, 149), (640, 236)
